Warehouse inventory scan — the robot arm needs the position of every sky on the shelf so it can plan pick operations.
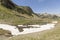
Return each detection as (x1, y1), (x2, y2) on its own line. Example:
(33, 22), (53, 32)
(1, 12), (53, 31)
(12, 0), (60, 14)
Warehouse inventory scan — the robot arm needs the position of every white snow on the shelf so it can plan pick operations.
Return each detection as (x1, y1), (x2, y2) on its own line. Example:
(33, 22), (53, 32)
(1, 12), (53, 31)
(0, 24), (20, 35)
(0, 21), (58, 35)
(52, 21), (58, 24)
(19, 24), (55, 34)
(28, 25), (41, 28)
(17, 25), (23, 27)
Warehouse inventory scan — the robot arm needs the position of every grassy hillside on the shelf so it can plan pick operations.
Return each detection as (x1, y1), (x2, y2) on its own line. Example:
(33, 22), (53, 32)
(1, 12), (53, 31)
(0, 5), (50, 25)
(0, 0), (34, 16)
(0, 0), (55, 25)
(0, 0), (40, 25)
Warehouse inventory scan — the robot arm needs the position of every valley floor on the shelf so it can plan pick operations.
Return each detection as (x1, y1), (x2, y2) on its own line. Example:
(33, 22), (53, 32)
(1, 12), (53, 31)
(0, 21), (58, 40)
(6, 21), (60, 40)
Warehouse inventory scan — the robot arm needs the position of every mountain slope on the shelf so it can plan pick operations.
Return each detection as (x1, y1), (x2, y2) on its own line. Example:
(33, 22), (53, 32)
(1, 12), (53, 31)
(38, 13), (60, 20)
(0, 0), (39, 25)
(0, 0), (34, 16)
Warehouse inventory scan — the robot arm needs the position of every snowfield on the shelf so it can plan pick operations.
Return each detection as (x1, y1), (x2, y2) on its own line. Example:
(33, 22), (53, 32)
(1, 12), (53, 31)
(0, 21), (58, 35)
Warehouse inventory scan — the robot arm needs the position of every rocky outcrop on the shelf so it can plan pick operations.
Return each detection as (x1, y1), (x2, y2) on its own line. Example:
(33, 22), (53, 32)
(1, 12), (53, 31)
(0, 0), (16, 9)
(17, 6), (34, 15)
(38, 13), (59, 19)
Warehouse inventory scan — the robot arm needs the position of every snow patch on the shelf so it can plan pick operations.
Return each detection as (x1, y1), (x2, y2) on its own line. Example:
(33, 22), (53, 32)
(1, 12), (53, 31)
(0, 21), (58, 35)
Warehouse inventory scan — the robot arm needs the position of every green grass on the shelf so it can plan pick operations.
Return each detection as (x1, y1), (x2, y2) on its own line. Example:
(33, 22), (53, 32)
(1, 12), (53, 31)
(0, 5), (30, 25)
(0, 5), (40, 25)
